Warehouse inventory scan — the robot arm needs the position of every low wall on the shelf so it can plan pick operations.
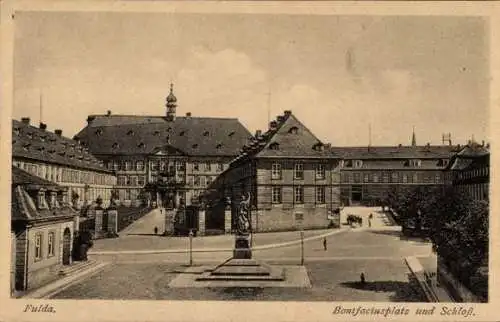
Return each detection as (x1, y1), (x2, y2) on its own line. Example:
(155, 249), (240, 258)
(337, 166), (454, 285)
(437, 258), (484, 303)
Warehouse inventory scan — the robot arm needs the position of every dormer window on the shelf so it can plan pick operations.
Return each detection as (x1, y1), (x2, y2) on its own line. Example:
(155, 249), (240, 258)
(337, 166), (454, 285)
(354, 160), (363, 168)
(408, 159), (422, 167)
(216, 143), (223, 149)
(269, 142), (280, 150)
(228, 131), (235, 137)
(23, 143), (31, 150)
(192, 144), (198, 149)
(166, 127), (172, 133)
(288, 126), (299, 134)
(39, 135), (46, 142)
(154, 130), (160, 136)
(203, 131), (209, 137)
(138, 142), (145, 148)
(313, 143), (324, 151)
(37, 146), (45, 152)
(13, 127), (20, 136)
(95, 129), (103, 136)
(179, 131), (185, 136)
(27, 132), (33, 139)
(112, 143), (119, 149)
(127, 130), (134, 136)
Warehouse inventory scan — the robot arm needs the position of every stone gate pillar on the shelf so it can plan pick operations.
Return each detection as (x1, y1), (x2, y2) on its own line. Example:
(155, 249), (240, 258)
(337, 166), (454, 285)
(95, 207), (103, 238)
(164, 208), (176, 236)
(198, 208), (206, 236)
(107, 207), (118, 236)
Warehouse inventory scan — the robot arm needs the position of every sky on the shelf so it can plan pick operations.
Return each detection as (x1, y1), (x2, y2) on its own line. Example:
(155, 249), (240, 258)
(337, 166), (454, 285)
(13, 11), (490, 146)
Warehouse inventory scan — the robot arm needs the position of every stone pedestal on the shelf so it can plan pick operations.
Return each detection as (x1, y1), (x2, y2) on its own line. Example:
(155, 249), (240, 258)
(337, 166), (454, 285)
(198, 209), (206, 236)
(164, 208), (176, 235)
(233, 234), (252, 259)
(224, 209), (232, 234)
(107, 208), (118, 234)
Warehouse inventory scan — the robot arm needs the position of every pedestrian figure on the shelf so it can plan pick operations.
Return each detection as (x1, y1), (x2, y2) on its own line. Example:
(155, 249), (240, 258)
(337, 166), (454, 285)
(160, 208), (163, 215)
(323, 237), (327, 251)
(368, 218), (372, 228)
(360, 272), (366, 285)
(154, 226), (158, 235)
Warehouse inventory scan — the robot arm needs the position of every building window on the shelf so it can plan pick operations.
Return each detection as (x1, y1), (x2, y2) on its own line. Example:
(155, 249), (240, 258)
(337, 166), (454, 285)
(363, 174), (369, 183)
(138, 176), (145, 186)
(217, 163), (224, 172)
(316, 187), (325, 204)
(354, 160), (363, 168)
(272, 187), (282, 204)
(269, 142), (280, 150)
(435, 173), (441, 183)
(194, 176), (200, 186)
(136, 161), (144, 171)
(130, 176), (137, 186)
(294, 186), (304, 203)
(35, 233), (42, 260)
(118, 176), (126, 186)
(316, 164), (325, 180)
(151, 161), (158, 171)
(373, 174), (379, 183)
(47, 232), (55, 257)
(402, 174), (408, 183)
(193, 163), (199, 172)
(391, 173), (398, 183)
(200, 176), (206, 187)
(294, 163), (304, 180)
(205, 163), (211, 172)
(271, 163), (282, 180)
(413, 173), (419, 183)
(288, 126), (299, 134)
(354, 172), (361, 183)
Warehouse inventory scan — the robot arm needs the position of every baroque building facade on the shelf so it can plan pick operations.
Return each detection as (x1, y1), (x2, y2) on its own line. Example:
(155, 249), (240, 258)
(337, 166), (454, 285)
(12, 119), (116, 208)
(208, 110), (342, 232)
(331, 137), (458, 206)
(74, 85), (251, 233)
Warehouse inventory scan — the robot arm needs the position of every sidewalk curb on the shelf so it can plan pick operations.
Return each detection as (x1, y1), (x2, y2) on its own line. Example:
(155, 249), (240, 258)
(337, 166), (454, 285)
(89, 228), (350, 255)
(23, 262), (110, 299)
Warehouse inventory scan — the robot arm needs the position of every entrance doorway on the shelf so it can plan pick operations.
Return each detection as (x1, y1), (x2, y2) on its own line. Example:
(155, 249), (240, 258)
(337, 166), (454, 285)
(185, 206), (199, 233)
(351, 185), (363, 204)
(62, 228), (71, 265)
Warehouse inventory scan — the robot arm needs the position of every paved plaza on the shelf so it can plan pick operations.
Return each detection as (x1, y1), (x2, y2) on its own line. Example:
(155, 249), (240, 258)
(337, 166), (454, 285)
(48, 207), (432, 301)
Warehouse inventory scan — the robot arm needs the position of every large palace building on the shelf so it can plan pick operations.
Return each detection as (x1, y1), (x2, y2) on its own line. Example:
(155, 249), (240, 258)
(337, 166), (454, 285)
(74, 85), (252, 214)
(331, 137), (458, 206)
(12, 119), (116, 208)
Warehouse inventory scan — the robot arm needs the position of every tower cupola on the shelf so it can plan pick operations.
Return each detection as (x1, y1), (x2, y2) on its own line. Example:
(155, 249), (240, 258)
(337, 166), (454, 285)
(166, 83), (177, 121)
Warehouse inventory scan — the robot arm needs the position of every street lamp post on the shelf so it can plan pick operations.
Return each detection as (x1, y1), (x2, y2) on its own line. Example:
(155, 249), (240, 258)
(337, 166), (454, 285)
(300, 230), (304, 266)
(188, 229), (194, 266)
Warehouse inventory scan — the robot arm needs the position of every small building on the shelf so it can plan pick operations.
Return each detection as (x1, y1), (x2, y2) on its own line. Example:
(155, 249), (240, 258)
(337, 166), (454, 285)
(210, 110), (342, 232)
(11, 166), (78, 293)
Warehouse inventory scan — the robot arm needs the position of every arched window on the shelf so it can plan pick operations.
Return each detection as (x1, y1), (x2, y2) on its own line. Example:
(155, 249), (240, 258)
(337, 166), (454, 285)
(269, 142), (280, 150)
(288, 126), (299, 134)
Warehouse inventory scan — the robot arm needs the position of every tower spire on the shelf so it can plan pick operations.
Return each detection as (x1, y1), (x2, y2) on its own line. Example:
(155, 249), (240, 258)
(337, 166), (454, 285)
(166, 83), (177, 121)
(411, 126), (416, 147)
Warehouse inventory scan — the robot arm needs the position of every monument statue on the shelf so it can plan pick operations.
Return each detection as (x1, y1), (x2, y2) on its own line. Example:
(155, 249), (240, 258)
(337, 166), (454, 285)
(237, 192), (251, 235)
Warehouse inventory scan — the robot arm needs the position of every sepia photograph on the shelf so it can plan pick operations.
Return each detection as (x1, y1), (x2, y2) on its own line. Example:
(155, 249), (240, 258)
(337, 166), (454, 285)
(1, 1), (498, 321)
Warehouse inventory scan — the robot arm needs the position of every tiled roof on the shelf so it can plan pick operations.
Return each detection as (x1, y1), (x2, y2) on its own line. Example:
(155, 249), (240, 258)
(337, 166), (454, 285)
(448, 143), (490, 171)
(11, 185), (76, 221)
(231, 111), (336, 165)
(12, 120), (111, 173)
(330, 145), (458, 159)
(75, 115), (252, 157)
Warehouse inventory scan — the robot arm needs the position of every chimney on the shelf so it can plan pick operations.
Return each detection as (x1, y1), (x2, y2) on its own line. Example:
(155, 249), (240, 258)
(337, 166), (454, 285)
(284, 110), (292, 116)
(21, 117), (30, 124)
(482, 140), (485, 147)
(106, 110), (112, 116)
(186, 112), (192, 117)
(255, 130), (262, 138)
(55, 129), (62, 137)
(277, 116), (284, 123)
(398, 144), (402, 148)
(269, 121), (278, 130)
(39, 122), (47, 130)
(486, 143), (490, 149)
